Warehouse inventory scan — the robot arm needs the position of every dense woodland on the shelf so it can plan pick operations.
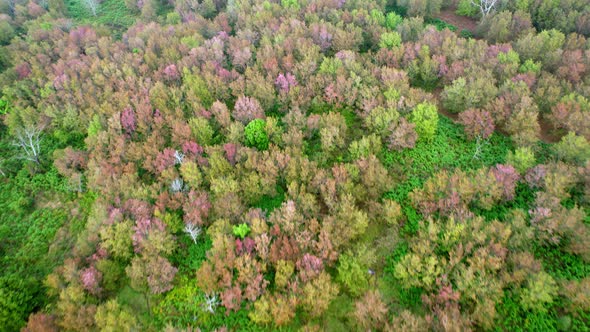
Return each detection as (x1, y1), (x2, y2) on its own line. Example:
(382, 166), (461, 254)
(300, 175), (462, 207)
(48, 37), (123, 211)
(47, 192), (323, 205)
(0, 0), (590, 330)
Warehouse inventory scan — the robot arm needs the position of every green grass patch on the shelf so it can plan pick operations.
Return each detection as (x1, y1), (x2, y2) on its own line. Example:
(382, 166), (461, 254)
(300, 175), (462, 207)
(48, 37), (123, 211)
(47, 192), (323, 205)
(65, 0), (137, 35)
(382, 115), (511, 203)
(533, 244), (590, 280)
(495, 290), (558, 332)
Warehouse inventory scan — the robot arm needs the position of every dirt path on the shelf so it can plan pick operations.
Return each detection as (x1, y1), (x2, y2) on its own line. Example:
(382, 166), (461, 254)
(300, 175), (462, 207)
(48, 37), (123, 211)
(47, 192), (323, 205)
(436, 8), (478, 32)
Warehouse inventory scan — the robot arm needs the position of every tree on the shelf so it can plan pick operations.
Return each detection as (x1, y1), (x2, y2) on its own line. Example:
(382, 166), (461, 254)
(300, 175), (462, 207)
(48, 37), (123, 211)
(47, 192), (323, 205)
(100, 220), (134, 260)
(300, 272), (339, 317)
(13, 125), (43, 164)
(459, 109), (495, 159)
(442, 71), (498, 113)
(126, 255), (178, 313)
(319, 112), (348, 157)
(94, 300), (139, 331)
(506, 147), (536, 174)
(459, 108), (495, 140)
(554, 132), (590, 165)
(337, 252), (370, 296)
(189, 117), (214, 146)
(379, 32), (402, 49)
(233, 96), (264, 124)
(397, 0), (442, 18)
(471, 0), (499, 17)
(184, 223), (202, 243)
(520, 272), (558, 312)
(354, 291), (388, 331)
(82, 0), (100, 16)
(22, 312), (58, 332)
(244, 119), (269, 150)
(477, 11), (534, 43)
(505, 98), (541, 147)
(387, 118), (417, 151)
(410, 103), (438, 142)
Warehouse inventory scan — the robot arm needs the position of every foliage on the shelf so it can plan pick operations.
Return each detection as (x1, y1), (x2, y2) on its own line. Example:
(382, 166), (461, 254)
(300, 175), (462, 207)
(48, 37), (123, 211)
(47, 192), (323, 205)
(1, 0), (590, 330)
(426, 18), (458, 32)
(65, 0), (137, 35)
(337, 252), (370, 297)
(379, 32), (402, 49)
(457, 0), (479, 17)
(506, 147), (536, 174)
(520, 272), (558, 312)
(409, 103), (438, 142)
(244, 119), (269, 151)
(396, 0), (442, 18)
(554, 132), (590, 165)
(386, 12), (404, 30)
(232, 223), (251, 239)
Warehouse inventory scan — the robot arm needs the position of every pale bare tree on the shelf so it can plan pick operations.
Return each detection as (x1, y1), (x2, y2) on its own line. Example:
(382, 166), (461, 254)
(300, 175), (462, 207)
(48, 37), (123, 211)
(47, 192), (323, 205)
(203, 293), (219, 314)
(82, 0), (100, 16)
(471, 0), (499, 17)
(13, 125), (43, 164)
(174, 150), (185, 165)
(170, 177), (184, 192)
(184, 223), (202, 243)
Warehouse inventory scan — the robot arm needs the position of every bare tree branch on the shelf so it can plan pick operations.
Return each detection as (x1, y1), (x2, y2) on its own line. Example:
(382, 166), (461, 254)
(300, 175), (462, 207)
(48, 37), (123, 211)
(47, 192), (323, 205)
(184, 223), (202, 243)
(82, 0), (100, 16)
(470, 0), (499, 17)
(12, 126), (43, 164)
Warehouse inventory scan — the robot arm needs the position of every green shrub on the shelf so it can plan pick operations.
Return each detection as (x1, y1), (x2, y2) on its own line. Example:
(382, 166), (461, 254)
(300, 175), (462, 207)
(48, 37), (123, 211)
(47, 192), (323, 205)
(244, 119), (269, 150)
(426, 18), (457, 31)
(460, 29), (474, 38)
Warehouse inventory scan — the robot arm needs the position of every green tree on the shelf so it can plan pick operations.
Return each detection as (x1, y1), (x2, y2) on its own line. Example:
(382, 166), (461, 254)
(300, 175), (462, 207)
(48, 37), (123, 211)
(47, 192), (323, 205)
(232, 223), (251, 239)
(337, 252), (370, 296)
(244, 119), (269, 150)
(520, 272), (558, 312)
(506, 147), (536, 174)
(555, 132), (590, 165)
(379, 32), (402, 49)
(410, 103), (438, 142)
(95, 300), (139, 331)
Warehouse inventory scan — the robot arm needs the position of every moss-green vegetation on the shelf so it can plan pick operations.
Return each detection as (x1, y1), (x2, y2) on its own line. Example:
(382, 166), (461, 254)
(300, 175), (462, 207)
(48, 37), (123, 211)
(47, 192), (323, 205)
(1, 0), (589, 330)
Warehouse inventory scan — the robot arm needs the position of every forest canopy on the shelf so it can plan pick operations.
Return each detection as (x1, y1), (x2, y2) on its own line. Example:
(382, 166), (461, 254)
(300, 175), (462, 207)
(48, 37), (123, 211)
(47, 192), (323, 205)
(0, 0), (589, 331)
